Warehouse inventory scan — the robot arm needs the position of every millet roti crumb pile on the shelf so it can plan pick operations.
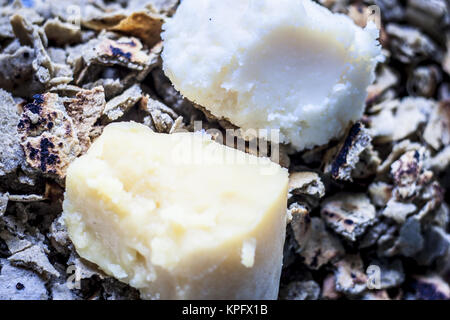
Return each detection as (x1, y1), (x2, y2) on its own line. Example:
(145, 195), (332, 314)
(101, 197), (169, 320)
(0, 0), (449, 300)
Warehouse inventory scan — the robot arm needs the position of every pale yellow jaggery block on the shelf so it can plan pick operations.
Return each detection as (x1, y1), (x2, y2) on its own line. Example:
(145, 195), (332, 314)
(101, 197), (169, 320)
(63, 122), (289, 299)
(162, 0), (382, 151)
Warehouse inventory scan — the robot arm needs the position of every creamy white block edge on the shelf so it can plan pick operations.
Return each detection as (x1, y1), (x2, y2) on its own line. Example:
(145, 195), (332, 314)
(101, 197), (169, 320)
(63, 122), (289, 299)
(162, 0), (382, 151)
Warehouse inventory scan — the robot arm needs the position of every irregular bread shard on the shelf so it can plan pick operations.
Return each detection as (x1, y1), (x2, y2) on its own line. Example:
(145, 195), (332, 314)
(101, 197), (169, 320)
(162, 0), (382, 151)
(63, 122), (289, 299)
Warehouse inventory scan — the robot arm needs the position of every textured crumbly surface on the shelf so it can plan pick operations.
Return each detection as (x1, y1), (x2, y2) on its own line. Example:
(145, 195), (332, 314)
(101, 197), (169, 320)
(162, 0), (382, 151)
(0, 0), (449, 301)
(63, 122), (288, 299)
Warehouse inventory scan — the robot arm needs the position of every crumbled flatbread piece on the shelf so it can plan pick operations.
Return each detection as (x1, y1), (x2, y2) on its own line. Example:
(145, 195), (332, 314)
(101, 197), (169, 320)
(390, 148), (433, 199)
(43, 18), (82, 46)
(83, 78), (124, 100)
(8, 194), (45, 202)
(411, 275), (450, 300)
(324, 122), (372, 181)
(151, 67), (201, 119)
(0, 230), (33, 256)
(369, 259), (405, 289)
(288, 172), (325, 198)
(64, 86), (106, 153)
(445, 35), (450, 76)
(396, 218), (424, 257)
(8, 245), (60, 278)
(428, 145), (450, 172)
(81, 12), (127, 31)
(428, 203), (450, 230)
(70, 35), (161, 85)
(415, 226), (449, 266)
(416, 181), (444, 220)
(334, 254), (367, 296)
(377, 140), (421, 173)
(382, 198), (417, 223)
(103, 84), (142, 121)
(67, 253), (104, 280)
(169, 116), (185, 134)
(405, 0), (448, 44)
(93, 37), (152, 71)
(368, 181), (393, 207)
(10, 14), (56, 85)
(321, 193), (377, 242)
(279, 280), (321, 300)
(17, 93), (81, 179)
(286, 202), (309, 224)
(407, 65), (441, 98)
(359, 221), (390, 249)
(109, 11), (164, 48)
(423, 100), (450, 150)
(0, 89), (24, 176)
(47, 215), (71, 256)
(0, 259), (48, 300)
(366, 64), (399, 104)
(386, 24), (442, 64)
(0, 192), (8, 216)
(0, 46), (44, 98)
(292, 217), (344, 270)
(321, 274), (342, 300)
(140, 94), (179, 133)
(369, 98), (434, 143)
(352, 145), (381, 179)
(127, 0), (180, 16)
(50, 282), (81, 300)
(0, 0), (44, 38)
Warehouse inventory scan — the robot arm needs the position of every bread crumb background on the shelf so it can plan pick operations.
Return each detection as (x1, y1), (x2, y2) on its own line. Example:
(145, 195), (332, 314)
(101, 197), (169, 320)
(0, 0), (449, 300)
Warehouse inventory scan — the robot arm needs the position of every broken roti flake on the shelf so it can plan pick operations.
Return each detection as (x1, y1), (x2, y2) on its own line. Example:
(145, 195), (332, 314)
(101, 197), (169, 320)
(385, 23), (442, 64)
(93, 37), (152, 71)
(103, 84), (142, 121)
(64, 86), (106, 153)
(0, 89), (24, 176)
(140, 94), (179, 133)
(0, 192), (8, 216)
(0, 259), (48, 300)
(423, 100), (450, 151)
(109, 11), (164, 48)
(368, 97), (434, 143)
(321, 193), (377, 242)
(411, 275), (450, 300)
(366, 64), (399, 105)
(17, 93), (81, 179)
(288, 171), (325, 198)
(368, 181), (393, 207)
(390, 147), (433, 200)
(43, 18), (82, 46)
(292, 217), (344, 270)
(8, 245), (60, 279)
(382, 198), (417, 223)
(334, 254), (367, 296)
(324, 122), (372, 181)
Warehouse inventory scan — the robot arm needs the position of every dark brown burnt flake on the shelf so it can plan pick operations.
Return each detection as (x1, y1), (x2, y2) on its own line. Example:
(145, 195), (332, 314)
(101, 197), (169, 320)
(324, 122), (372, 181)
(17, 93), (81, 178)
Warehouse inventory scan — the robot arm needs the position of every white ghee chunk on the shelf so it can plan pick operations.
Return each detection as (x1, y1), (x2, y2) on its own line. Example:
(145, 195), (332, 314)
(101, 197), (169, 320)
(63, 122), (289, 299)
(162, 0), (382, 151)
